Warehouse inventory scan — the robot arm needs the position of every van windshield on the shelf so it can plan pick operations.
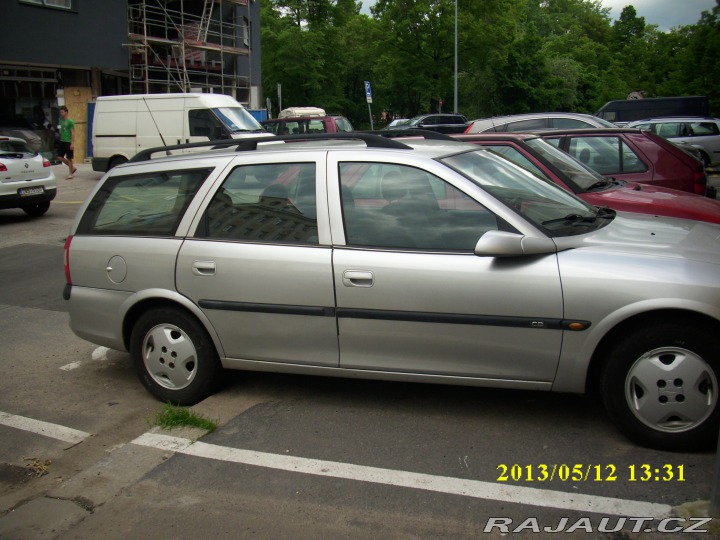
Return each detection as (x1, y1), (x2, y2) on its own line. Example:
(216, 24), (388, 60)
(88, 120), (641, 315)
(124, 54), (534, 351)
(212, 107), (265, 133)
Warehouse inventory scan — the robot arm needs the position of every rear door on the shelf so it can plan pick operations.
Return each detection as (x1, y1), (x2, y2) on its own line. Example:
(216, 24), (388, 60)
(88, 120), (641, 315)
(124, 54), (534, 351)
(176, 153), (339, 366)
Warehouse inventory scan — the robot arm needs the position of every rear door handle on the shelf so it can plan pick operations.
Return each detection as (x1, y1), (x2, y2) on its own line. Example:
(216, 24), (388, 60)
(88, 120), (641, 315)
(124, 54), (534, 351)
(192, 260), (216, 276)
(343, 270), (374, 288)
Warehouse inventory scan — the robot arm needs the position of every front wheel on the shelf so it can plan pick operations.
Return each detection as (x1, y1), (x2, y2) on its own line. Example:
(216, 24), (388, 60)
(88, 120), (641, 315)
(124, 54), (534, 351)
(600, 323), (719, 451)
(130, 307), (223, 406)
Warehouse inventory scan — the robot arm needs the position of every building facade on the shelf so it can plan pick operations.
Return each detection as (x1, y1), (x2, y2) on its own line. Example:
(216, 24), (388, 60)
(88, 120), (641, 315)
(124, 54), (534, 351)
(0, 0), (262, 161)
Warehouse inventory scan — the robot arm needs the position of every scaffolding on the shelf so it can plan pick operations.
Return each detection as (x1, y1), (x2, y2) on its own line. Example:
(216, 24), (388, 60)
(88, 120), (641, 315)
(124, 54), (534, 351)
(126, 0), (252, 101)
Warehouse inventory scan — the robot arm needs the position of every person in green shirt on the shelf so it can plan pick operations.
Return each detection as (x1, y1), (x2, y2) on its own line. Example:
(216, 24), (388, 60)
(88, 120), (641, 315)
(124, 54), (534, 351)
(58, 105), (77, 179)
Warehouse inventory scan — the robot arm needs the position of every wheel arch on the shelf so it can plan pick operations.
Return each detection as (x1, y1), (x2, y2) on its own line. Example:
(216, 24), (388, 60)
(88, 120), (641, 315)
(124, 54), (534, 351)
(120, 293), (224, 358)
(585, 308), (720, 397)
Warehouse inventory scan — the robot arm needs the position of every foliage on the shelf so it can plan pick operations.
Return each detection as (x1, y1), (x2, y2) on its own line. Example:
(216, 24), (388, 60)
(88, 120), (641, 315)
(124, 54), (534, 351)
(152, 403), (218, 432)
(261, 0), (720, 128)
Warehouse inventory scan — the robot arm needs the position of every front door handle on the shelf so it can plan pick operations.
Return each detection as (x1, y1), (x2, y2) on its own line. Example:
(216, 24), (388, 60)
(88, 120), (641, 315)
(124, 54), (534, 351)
(192, 260), (216, 276)
(343, 270), (374, 288)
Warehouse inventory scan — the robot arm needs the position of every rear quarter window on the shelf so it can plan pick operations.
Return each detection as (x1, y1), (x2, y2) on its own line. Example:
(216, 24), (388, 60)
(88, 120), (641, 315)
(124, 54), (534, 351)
(76, 168), (213, 236)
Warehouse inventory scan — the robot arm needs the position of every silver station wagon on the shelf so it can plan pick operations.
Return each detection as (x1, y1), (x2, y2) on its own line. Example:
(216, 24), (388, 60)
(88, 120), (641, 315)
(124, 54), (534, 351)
(63, 133), (720, 451)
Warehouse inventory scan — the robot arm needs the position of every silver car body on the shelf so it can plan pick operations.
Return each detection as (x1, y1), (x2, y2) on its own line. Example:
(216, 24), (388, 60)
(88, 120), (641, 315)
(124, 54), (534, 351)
(66, 140), (720, 388)
(628, 117), (720, 166)
(466, 113), (615, 134)
(64, 137), (720, 449)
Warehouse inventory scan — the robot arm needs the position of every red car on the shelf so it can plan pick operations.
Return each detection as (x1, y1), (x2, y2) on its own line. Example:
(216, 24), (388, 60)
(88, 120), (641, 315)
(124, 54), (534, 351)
(536, 128), (709, 196)
(452, 133), (720, 224)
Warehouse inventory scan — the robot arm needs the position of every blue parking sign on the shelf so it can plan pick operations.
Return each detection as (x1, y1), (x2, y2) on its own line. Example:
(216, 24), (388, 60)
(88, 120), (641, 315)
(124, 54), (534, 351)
(364, 81), (372, 103)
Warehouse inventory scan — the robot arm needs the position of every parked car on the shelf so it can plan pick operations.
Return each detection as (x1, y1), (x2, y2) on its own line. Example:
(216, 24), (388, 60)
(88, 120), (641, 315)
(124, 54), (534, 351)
(384, 118), (410, 129)
(64, 133), (720, 451)
(387, 113), (469, 134)
(0, 136), (56, 216)
(538, 128), (709, 196)
(452, 132), (720, 224)
(261, 107), (354, 135)
(465, 112), (616, 134)
(627, 117), (720, 167)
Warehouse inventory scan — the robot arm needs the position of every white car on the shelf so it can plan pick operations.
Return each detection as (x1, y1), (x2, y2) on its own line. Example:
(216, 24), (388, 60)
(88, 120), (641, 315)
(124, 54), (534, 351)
(628, 117), (720, 166)
(0, 136), (56, 216)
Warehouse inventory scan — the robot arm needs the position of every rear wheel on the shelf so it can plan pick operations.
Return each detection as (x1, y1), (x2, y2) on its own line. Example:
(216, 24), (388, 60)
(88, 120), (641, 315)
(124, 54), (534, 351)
(130, 307), (223, 406)
(22, 202), (50, 217)
(600, 323), (719, 451)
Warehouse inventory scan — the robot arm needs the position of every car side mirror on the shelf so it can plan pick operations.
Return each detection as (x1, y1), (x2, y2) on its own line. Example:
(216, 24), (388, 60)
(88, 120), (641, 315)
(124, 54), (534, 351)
(474, 230), (556, 257)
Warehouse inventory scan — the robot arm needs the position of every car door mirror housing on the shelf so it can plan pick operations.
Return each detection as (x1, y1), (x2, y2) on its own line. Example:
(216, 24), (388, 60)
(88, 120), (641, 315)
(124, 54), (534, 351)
(474, 230), (556, 257)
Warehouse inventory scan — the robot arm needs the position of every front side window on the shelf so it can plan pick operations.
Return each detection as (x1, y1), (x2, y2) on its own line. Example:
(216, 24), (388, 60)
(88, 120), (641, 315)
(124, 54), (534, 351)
(334, 117), (354, 132)
(566, 136), (647, 175)
(689, 122), (720, 137)
(189, 109), (227, 139)
(339, 163), (497, 250)
(200, 163), (318, 244)
(482, 145), (551, 182)
(77, 168), (212, 236)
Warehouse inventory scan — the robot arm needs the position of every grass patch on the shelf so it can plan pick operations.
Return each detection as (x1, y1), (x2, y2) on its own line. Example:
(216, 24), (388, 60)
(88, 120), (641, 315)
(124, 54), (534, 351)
(152, 403), (218, 433)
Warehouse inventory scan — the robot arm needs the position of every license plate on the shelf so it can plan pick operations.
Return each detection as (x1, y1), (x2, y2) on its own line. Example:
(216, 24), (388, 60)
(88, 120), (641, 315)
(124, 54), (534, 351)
(19, 186), (44, 196)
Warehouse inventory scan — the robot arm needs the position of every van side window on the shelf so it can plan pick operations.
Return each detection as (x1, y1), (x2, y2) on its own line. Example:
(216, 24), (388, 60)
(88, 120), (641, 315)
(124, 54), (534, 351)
(77, 168), (213, 236)
(189, 109), (226, 139)
(199, 163), (319, 244)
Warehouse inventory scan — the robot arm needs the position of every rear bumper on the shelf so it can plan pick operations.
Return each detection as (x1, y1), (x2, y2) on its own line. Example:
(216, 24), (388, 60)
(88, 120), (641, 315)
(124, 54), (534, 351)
(0, 187), (57, 210)
(92, 157), (110, 172)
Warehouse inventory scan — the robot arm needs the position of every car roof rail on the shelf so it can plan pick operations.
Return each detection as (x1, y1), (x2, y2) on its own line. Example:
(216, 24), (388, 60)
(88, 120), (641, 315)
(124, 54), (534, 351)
(130, 133), (414, 163)
(363, 129), (456, 141)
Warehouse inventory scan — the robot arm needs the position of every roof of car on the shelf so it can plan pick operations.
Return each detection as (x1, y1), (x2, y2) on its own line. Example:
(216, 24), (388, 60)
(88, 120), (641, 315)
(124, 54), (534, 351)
(128, 132), (480, 164)
(531, 127), (645, 135)
(452, 133), (541, 142)
(627, 117), (719, 123)
(470, 112), (601, 123)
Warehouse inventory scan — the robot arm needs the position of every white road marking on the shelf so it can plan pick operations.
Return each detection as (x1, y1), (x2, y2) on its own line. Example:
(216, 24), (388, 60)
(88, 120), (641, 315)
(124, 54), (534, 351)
(132, 432), (672, 518)
(91, 346), (111, 362)
(0, 411), (91, 444)
(60, 361), (82, 371)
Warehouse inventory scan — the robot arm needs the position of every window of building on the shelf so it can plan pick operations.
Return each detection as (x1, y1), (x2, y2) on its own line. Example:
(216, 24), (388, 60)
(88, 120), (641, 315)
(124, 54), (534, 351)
(20, 0), (74, 10)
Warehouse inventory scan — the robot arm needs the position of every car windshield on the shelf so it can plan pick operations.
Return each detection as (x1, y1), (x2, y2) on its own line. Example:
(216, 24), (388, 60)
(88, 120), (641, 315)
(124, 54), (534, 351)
(439, 149), (611, 235)
(524, 137), (609, 191)
(211, 107), (265, 133)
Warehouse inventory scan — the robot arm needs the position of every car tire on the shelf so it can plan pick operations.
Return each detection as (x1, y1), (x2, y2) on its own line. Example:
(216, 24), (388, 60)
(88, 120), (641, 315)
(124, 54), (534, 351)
(600, 322), (719, 451)
(108, 156), (128, 170)
(21, 202), (50, 217)
(130, 307), (223, 406)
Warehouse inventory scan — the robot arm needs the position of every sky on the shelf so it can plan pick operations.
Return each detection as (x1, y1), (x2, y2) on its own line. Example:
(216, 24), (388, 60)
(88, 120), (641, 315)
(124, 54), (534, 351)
(359, 0), (718, 31)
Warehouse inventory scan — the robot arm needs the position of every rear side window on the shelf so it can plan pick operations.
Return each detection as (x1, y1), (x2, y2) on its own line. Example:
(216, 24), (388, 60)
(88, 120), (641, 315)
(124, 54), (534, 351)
(77, 168), (212, 236)
(689, 122), (720, 136)
(505, 118), (546, 131)
(551, 118), (594, 129)
(198, 163), (319, 244)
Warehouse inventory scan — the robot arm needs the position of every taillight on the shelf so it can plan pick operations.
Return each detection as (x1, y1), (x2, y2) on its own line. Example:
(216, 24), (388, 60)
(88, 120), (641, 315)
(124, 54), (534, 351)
(464, 124), (473, 134)
(64, 235), (73, 285)
(43, 159), (51, 167)
(0, 164), (6, 172)
(694, 171), (708, 196)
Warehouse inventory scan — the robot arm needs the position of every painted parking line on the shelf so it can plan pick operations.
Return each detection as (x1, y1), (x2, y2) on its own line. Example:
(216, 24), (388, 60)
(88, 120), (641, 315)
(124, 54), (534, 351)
(132, 432), (672, 519)
(0, 411), (90, 445)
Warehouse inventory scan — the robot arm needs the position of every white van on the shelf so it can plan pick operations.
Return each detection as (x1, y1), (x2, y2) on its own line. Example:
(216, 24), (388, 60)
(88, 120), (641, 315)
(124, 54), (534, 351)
(91, 93), (269, 171)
